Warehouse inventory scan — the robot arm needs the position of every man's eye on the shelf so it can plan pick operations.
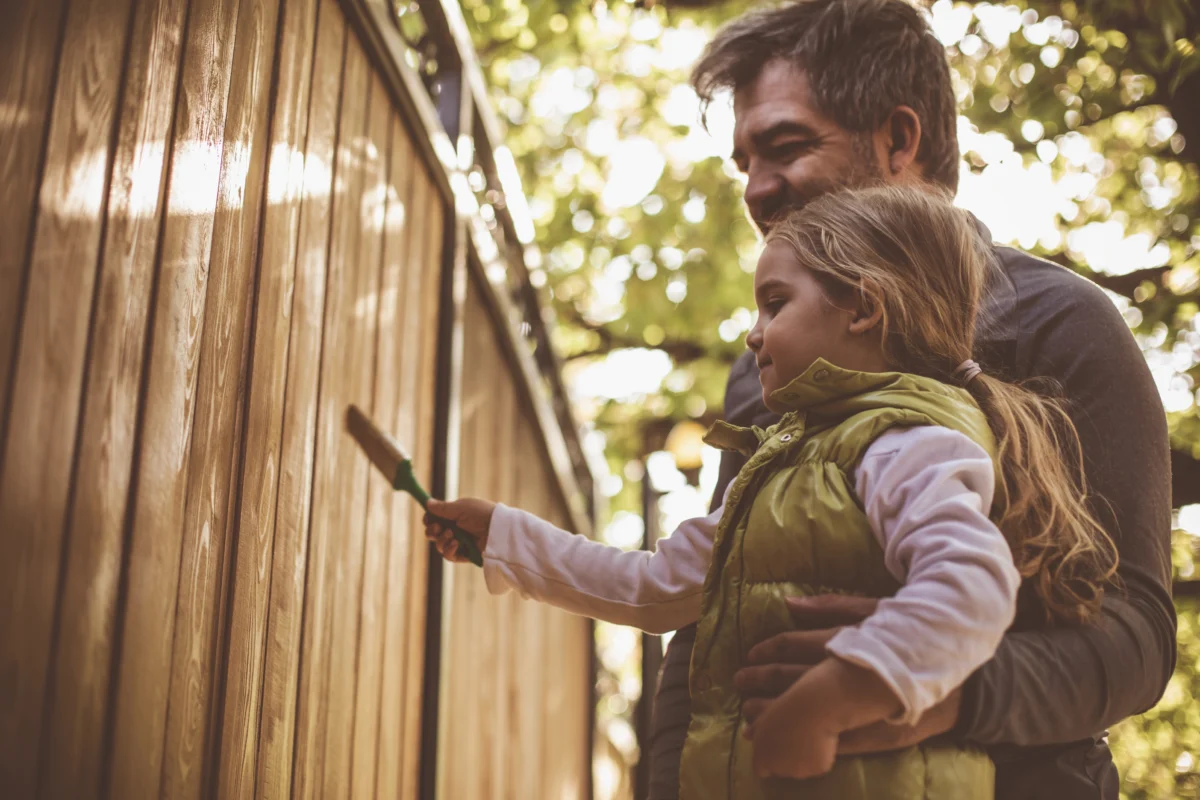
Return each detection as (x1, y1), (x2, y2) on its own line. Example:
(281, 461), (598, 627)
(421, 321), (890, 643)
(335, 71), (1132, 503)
(770, 141), (812, 160)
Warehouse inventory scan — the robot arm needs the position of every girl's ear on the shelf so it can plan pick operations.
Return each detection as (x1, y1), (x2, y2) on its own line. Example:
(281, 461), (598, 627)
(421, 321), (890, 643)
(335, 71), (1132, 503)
(847, 290), (884, 336)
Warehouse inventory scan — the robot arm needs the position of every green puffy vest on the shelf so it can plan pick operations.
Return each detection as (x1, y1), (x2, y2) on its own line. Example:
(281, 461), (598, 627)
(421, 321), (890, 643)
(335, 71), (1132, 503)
(679, 358), (1000, 800)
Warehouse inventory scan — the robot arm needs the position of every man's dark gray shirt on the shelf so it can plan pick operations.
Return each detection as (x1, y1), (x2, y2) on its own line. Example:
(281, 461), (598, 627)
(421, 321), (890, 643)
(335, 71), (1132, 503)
(647, 240), (1175, 800)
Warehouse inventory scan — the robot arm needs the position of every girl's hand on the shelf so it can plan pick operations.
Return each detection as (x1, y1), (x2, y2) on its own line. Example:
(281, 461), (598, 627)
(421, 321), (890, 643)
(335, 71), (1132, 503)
(743, 657), (902, 780)
(745, 694), (838, 780)
(424, 498), (495, 563)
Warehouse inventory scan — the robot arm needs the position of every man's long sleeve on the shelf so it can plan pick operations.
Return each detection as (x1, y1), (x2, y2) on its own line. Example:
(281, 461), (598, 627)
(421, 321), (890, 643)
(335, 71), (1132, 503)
(954, 254), (1176, 746)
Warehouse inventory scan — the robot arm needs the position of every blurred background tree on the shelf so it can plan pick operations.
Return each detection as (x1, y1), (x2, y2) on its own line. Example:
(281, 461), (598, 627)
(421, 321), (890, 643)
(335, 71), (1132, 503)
(453, 0), (1200, 796)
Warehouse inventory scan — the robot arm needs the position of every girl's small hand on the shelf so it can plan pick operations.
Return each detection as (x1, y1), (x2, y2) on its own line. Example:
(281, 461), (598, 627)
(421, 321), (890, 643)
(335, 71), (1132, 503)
(424, 498), (495, 563)
(745, 698), (838, 780)
(743, 657), (902, 781)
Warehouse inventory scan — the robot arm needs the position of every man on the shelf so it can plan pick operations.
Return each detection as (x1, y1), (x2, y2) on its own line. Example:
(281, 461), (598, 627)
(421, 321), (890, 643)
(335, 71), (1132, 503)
(648, 1), (1175, 798)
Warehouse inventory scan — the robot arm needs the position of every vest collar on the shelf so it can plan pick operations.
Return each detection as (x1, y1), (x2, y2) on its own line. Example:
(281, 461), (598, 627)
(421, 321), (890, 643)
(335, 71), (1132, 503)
(766, 357), (902, 412)
(704, 358), (971, 454)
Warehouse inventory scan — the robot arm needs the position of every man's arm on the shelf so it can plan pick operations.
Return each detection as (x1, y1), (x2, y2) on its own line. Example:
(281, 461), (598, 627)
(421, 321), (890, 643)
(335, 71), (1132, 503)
(953, 262), (1176, 745)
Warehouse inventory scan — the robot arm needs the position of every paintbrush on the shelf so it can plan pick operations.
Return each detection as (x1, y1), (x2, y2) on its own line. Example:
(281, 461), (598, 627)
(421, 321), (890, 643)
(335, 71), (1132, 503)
(345, 404), (484, 567)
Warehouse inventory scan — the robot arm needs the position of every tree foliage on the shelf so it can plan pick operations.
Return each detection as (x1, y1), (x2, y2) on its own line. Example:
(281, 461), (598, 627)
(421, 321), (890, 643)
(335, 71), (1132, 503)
(461, 1), (1200, 796)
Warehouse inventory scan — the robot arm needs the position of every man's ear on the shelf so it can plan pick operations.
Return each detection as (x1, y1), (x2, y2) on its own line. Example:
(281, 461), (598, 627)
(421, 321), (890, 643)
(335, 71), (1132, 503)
(874, 105), (922, 177)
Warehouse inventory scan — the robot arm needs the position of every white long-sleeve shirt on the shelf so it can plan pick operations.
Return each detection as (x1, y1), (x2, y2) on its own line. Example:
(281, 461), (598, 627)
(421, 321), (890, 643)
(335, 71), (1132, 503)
(482, 425), (1021, 724)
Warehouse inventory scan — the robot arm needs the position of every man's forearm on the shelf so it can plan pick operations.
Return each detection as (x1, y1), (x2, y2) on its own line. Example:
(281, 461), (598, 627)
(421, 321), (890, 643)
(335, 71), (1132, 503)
(954, 579), (1175, 746)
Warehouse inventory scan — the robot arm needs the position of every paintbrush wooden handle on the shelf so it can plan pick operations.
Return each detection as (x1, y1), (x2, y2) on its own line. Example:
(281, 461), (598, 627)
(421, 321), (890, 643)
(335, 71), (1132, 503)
(346, 405), (483, 566)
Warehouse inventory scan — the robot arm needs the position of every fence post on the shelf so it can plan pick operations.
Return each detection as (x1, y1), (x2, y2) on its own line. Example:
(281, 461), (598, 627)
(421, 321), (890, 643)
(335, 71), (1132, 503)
(419, 70), (473, 800)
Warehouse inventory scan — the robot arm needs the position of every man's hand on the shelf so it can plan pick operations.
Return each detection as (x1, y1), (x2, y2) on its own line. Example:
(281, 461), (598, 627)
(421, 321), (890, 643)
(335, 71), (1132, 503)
(735, 594), (879, 721)
(734, 594), (962, 754)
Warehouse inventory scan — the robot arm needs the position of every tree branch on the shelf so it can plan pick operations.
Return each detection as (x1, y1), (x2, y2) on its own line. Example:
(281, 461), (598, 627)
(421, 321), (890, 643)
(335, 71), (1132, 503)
(557, 304), (737, 365)
(1041, 251), (1175, 300)
(1086, 266), (1174, 299)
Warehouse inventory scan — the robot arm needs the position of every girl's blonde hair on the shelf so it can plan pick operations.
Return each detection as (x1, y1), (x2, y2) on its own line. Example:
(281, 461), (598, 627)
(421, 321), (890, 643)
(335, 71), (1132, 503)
(767, 185), (1118, 625)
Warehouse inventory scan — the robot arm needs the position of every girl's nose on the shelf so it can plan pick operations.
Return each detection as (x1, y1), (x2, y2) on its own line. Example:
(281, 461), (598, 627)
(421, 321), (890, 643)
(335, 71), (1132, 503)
(746, 320), (763, 352)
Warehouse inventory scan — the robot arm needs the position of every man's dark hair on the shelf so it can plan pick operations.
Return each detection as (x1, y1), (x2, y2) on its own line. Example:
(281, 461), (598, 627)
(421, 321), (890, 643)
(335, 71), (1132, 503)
(692, 0), (960, 190)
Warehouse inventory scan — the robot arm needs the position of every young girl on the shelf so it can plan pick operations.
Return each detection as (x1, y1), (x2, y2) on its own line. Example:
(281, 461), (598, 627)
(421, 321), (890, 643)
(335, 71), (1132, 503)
(424, 186), (1117, 800)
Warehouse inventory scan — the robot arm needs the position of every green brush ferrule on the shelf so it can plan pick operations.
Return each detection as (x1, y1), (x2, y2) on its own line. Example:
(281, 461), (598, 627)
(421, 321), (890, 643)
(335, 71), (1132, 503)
(395, 460), (483, 567)
(394, 459), (428, 503)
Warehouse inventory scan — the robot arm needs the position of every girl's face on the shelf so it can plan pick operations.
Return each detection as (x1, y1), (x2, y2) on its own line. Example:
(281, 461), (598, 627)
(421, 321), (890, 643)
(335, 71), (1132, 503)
(746, 241), (887, 411)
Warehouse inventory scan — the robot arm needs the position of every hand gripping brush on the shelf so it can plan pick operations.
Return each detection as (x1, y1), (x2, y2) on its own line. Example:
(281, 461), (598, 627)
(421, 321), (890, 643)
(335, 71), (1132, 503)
(345, 404), (484, 567)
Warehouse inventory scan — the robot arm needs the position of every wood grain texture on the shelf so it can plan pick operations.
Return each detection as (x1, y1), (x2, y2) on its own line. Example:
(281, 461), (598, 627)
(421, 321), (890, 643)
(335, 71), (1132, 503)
(436, 276), (593, 800)
(291, 23), (369, 799)
(157, 0), (281, 795)
(0, 0), (596, 793)
(105, 0), (243, 795)
(511, 425), (549, 800)
(325, 65), (389, 800)
(212, 0), (319, 794)
(489, 361), (518, 800)
(440, 287), (487, 800)
(0, 0), (133, 793)
(372, 114), (417, 800)
(255, 2), (345, 796)
(319, 35), (383, 800)
(349, 79), (404, 800)
(474, 308), (503, 800)
(35, 1), (188, 797)
(398, 164), (444, 800)
(0, 0), (67, 444)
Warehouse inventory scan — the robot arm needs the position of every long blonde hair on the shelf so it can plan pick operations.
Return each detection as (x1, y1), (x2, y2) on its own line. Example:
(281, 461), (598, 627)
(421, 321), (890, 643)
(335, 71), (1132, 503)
(767, 185), (1117, 625)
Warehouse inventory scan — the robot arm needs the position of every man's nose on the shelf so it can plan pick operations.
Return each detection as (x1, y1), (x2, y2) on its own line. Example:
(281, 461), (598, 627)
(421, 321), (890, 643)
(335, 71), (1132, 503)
(743, 167), (786, 224)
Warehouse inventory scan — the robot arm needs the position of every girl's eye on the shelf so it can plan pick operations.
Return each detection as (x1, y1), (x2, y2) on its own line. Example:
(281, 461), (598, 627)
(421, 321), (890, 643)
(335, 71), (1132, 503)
(764, 297), (784, 313)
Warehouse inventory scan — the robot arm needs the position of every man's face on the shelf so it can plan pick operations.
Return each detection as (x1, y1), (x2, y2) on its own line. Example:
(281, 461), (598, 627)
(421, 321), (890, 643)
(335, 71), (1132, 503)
(732, 60), (883, 232)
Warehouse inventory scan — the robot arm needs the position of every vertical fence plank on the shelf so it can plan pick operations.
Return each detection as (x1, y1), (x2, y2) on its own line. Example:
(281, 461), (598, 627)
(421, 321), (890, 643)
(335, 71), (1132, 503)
(400, 167), (445, 800)
(320, 35), (383, 800)
(213, 0), (319, 793)
(36, 1), (188, 797)
(373, 114), (417, 800)
(474, 297), (502, 800)
(157, 0), (282, 795)
(291, 23), (367, 798)
(0, 0), (67, 440)
(106, 0), (244, 794)
(489, 367), (517, 800)
(511, 426), (548, 800)
(319, 58), (386, 799)
(443, 283), (487, 800)
(0, 0), (134, 793)
(349, 77), (403, 799)
(255, 1), (345, 796)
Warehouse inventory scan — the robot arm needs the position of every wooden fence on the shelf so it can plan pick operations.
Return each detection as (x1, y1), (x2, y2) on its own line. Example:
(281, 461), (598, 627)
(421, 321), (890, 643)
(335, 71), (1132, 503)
(0, 0), (597, 797)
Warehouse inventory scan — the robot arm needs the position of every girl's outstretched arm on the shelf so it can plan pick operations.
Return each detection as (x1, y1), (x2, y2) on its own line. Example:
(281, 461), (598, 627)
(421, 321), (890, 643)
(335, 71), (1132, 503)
(425, 492), (726, 633)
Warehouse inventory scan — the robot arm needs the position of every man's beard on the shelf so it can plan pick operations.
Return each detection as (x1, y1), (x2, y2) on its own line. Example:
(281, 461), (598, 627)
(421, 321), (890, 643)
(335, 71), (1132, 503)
(752, 133), (884, 235)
